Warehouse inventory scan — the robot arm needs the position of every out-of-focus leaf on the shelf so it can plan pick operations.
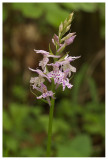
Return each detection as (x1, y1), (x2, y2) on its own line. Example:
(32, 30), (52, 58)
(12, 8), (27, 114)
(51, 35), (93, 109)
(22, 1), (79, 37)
(61, 3), (81, 11)
(54, 134), (65, 143)
(72, 64), (88, 104)
(39, 115), (70, 134)
(61, 3), (97, 12)
(9, 103), (29, 127)
(57, 134), (93, 157)
(42, 3), (69, 28)
(20, 147), (44, 157)
(86, 102), (105, 113)
(56, 98), (72, 117)
(3, 111), (13, 131)
(30, 106), (42, 116)
(79, 3), (97, 12)
(56, 98), (83, 118)
(83, 113), (105, 137)
(3, 148), (9, 157)
(11, 3), (43, 19)
(53, 118), (70, 133)
(24, 115), (43, 132)
(6, 137), (19, 151)
(12, 85), (27, 101)
(38, 115), (48, 133)
(87, 77), (99, 103)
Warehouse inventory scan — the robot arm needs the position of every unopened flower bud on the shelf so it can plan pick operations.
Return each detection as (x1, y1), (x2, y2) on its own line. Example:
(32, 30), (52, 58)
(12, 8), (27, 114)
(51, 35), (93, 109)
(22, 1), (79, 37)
(66, 24), (71, 32)
(61, 32), (76, 42)
(63, 18), (68, 28)
(69, 12), (74, 22)
(66, 12), (74, 26)
(59, 22), (63, 33)
(65, 35), (76, 46)
(54, 34), (59, 42)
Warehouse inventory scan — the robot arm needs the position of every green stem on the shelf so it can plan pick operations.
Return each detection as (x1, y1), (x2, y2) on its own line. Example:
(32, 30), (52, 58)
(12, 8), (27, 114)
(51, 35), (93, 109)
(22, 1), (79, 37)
(46, 82), (55, 157)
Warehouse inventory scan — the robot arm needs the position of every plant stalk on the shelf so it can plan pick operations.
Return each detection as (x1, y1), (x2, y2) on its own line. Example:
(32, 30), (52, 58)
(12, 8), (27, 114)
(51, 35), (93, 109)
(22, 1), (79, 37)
(46, 82), (55, 157)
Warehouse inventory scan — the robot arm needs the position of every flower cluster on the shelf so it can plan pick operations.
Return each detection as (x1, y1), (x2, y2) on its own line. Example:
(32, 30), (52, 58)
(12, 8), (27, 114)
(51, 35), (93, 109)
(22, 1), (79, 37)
(29, 12), (80, 106)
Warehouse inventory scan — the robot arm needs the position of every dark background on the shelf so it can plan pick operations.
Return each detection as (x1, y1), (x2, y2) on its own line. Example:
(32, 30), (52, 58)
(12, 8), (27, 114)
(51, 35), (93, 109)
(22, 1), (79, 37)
(3, 3), (105, 157)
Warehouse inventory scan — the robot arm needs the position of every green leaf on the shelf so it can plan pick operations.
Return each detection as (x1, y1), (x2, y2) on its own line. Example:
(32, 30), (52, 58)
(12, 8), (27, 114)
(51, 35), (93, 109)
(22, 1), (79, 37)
(87, 77), (99, 103)
(49, 43), (53, 55)
(11, 3), (43, 19)
(3, 111), (13, 131)
(61, 3), (82, 11)
(57, 134), (93, 157)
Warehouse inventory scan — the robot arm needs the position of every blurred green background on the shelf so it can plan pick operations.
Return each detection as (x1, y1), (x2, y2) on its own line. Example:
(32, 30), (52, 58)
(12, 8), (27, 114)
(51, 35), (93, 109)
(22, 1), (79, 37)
(3, 3), (105, 157)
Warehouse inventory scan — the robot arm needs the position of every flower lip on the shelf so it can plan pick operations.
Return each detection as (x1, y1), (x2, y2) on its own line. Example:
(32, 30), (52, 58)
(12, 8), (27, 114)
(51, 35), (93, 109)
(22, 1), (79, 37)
(28, 67), (51, 82)
(47, 62), (60, 67)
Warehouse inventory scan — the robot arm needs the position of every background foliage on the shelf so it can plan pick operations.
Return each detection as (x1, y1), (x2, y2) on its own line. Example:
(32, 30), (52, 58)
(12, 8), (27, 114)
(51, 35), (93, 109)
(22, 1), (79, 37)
(3, 2), (105, 157)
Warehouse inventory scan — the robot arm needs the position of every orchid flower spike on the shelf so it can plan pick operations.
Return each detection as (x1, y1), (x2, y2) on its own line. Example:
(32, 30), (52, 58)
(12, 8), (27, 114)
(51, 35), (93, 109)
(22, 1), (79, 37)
(29, 12), (80, 106)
